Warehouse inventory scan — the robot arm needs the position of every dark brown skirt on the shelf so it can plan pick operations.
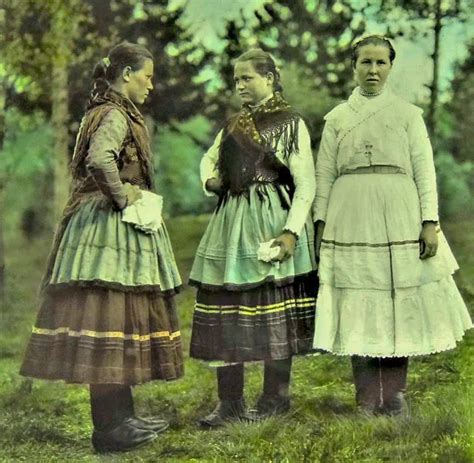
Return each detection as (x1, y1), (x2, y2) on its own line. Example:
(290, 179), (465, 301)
(190, 276), (317, 362)
(20, 286), (184, 384)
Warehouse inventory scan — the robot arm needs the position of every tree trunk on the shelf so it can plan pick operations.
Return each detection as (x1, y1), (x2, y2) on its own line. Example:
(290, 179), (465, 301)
(50, 4), (72, 222)
(427, 0), (442, 147)
(51, 60), (70, 220)
(0, 6), (6, 306)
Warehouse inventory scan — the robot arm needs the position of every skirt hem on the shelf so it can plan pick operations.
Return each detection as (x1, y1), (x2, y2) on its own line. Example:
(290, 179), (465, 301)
(189, 271), (318, 292)
(313, 329), (472, 358)
(45, 280), (182, 296)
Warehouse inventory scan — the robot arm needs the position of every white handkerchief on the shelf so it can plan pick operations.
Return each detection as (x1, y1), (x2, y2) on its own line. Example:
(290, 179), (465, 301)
(121, 190), (163, 234)
(257, 239), (281, 269)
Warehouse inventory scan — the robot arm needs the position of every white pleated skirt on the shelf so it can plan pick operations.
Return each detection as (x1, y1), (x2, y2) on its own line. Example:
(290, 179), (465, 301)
(313, 173), (472, 356)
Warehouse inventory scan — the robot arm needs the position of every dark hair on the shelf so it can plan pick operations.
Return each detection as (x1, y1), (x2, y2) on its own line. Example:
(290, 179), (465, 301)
(88, 41), (153, 107)
(351, 35), (396, 68)
(234, 48), (283, 92)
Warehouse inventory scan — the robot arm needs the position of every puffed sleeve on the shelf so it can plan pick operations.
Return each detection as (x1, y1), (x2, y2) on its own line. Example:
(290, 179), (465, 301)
(86, 109), (129, 210)
(312, 120), (338, 223)
(283, 119), (316, 236)
(200, 129), (223, 196)
(408, 111), (439, 222)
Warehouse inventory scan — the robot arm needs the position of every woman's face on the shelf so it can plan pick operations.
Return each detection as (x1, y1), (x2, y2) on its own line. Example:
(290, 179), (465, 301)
(354, 44), (392, 94)
(123, 58), (154, 104)
(234, 61), (274, 105)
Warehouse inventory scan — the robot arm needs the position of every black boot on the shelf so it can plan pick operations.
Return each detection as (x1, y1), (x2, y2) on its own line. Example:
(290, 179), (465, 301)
(351, 356), (383, 415)
(379, 357), (409, 416)
(248, 358), (292, 420)
(199, 364), (246, 428)
(90, 385), (157, 453)
(114, 386), (169, 433)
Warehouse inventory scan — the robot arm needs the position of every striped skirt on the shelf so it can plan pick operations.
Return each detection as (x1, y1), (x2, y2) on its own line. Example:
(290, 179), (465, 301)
(189, 183), (318, 362)
(20, 196), (184, 384)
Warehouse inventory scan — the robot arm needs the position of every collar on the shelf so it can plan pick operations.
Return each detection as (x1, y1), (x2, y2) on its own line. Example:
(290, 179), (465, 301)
(247, 93), (274, 111)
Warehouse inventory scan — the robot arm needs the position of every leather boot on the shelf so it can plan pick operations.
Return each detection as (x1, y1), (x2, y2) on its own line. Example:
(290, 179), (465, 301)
(351, 356), (383, 414)
(379, 357), (409, 416)
(248, 358), (292, 420)
(115, 386), (169, 433)
(198, 364), (246, 428)
(90, 384), (157, 453)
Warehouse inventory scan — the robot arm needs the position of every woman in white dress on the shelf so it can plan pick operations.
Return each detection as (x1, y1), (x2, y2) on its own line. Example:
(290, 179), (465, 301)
(313, 35), (472, 415)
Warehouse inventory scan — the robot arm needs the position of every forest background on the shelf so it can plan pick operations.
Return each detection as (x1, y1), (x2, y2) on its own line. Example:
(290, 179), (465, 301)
(0, 0), (473, 461)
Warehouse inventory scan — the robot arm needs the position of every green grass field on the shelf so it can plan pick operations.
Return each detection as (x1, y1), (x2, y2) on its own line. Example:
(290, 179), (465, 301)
(0, 215), (472, 462)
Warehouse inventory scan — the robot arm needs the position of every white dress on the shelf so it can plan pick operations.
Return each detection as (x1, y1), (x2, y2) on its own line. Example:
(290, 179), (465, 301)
(312, 87), (472, 357)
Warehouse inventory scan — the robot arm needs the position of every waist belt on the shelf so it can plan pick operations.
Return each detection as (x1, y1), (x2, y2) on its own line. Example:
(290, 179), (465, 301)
(341, 165), (406, 175)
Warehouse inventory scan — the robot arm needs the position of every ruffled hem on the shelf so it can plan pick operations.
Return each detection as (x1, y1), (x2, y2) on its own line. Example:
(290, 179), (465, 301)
(46, 279), (182, 296)
(314, 337), (471, 358)
(313, 276), (472, 357)
(189, 270), (318, 292)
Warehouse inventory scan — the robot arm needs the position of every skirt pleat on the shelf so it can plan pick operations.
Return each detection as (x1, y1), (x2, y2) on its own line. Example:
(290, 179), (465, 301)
(49, 197), (181, 292)
(21, 196), (184, 384)
(313, 173), (472, 356)
(20, 286), (183, 384)
(190, 183), (318, 363)
(189, 184), (315, 289)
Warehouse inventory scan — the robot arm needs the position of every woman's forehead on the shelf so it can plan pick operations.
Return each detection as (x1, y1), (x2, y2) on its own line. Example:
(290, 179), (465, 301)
(357, 44), (391, 59)
(234, 61), (257, 76)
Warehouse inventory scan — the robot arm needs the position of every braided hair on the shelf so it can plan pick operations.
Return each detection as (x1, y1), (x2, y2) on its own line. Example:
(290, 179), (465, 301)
(88, 41), (153, 109)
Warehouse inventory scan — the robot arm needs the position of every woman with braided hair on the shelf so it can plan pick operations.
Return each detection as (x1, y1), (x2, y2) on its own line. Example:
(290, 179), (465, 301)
(189, 49), (317, 427)
(20, 41), (183, 453)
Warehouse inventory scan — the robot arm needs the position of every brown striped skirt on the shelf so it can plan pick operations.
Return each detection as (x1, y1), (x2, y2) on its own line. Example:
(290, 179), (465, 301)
(190, 275), (317, 363)
(20, 285), (184, 384)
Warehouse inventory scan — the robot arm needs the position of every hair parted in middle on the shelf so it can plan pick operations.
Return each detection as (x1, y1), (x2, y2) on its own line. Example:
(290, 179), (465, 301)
(234, 48), (283, 93)
(351, 35), (396, 68)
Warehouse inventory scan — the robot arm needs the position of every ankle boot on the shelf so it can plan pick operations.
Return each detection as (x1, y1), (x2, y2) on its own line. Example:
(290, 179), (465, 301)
(248, 358), (292, 420)
(198, 398), (247, 428)
(198, 364), (246, 428)
(379, 357), (409, 416)
(114, 386), (169, 433)
(90, 384), (157, 453)
(351, 356), (383, 414)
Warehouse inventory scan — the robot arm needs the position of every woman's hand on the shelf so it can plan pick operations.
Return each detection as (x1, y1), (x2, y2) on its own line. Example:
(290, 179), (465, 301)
(205, 177), (223, 195)
(314, 221), (325, 262)
(123, 182), (142, 207)
(419, 222), (438, 259)
(271, 231), (297, 262)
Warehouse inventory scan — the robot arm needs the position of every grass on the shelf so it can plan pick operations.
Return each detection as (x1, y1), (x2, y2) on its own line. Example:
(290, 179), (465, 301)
(0, 215), (473, 462)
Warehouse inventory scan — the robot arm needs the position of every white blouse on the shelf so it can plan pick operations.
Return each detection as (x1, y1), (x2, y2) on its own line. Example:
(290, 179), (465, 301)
(313, 87), (439, 223)
(200, 119), (316, 236)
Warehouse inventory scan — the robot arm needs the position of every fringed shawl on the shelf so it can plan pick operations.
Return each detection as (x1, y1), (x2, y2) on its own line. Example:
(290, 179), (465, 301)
(217, 92), (300, 196)
(71, 88), (154, 190)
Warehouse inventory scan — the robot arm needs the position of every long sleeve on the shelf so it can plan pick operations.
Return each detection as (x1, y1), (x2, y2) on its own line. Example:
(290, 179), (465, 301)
(86, 109), (129, 210)
(200, 129), (223, 196)
(408, 112), (439, 222)
(312, 121), (338, 223)
(283, 120), (316, 236)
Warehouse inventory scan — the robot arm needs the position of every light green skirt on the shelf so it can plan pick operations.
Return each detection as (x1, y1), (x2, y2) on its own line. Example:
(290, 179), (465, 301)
(48, 197), (181, 293)
(190, 183), (316, 290)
